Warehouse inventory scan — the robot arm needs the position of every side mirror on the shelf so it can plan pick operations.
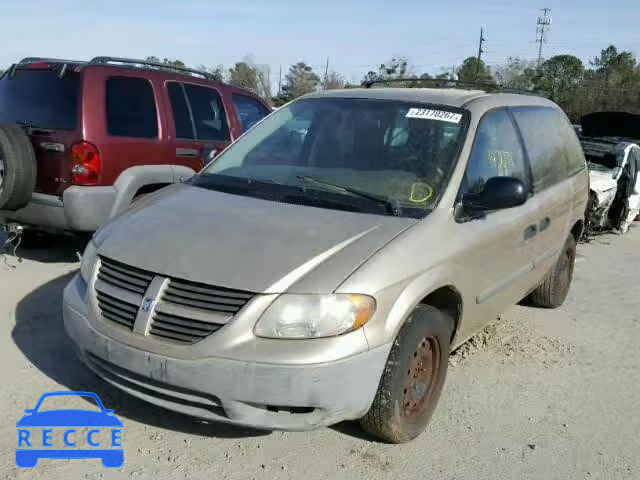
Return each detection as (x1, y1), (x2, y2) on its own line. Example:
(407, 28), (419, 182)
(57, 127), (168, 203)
(462, 177), (527, 214)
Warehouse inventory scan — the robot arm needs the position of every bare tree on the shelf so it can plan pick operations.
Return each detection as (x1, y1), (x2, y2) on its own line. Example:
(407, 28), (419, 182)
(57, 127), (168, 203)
(324, 71), (345, 90)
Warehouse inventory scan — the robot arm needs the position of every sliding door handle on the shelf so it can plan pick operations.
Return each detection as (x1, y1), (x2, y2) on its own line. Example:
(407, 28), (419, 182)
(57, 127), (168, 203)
(539, 217), (551, 232)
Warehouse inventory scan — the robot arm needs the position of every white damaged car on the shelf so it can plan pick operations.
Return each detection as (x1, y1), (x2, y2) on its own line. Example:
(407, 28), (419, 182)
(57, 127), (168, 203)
(580, 112), (640, 234)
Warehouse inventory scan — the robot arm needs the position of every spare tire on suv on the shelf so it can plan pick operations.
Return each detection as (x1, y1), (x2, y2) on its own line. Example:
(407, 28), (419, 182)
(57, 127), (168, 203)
(0, 123), (37, 211)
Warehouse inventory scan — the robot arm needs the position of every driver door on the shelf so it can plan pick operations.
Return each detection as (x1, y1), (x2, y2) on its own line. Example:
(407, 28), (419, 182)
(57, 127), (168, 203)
(454, 109), (541, 334)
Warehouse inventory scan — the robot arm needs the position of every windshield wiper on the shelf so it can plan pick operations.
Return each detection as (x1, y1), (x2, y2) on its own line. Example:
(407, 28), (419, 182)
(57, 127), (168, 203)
(296, 175), (397, 215)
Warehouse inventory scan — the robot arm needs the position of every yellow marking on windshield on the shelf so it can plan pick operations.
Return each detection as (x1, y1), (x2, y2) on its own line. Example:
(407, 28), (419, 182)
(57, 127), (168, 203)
(409, 182), (434, 203)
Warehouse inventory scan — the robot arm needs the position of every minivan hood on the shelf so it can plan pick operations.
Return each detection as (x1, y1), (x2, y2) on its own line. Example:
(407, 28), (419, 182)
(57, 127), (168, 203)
(96, 184), (416, 293)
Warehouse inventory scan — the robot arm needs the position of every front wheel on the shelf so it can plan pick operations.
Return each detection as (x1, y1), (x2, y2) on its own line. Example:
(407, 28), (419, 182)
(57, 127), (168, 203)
(360, 305), (453, 443)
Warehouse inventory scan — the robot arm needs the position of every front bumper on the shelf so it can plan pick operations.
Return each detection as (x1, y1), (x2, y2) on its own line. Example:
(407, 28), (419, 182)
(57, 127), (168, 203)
(63, 275), (390, 431)
(0, 187), (116, 233)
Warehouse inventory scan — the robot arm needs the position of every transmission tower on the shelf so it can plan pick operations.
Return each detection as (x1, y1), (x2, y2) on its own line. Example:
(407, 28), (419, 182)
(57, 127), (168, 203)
(536, 8), (552, 68)
(476, 27), (487, 80)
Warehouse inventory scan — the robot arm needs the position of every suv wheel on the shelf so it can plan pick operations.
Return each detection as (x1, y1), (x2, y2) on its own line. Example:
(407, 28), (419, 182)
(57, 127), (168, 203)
(530, 234), (577, 308)
(360, 305), (453, 443)
(0, 123), (37, 211)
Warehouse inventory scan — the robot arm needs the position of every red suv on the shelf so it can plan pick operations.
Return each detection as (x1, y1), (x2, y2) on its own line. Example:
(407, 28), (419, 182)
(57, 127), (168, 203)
(0, 56), (271, 236)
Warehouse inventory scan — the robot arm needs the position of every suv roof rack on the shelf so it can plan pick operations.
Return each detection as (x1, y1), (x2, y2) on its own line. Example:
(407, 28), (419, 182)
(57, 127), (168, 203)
(19, 57), (86, 65)
(89, 56), (216, 80)
(361, 77), (543, 96)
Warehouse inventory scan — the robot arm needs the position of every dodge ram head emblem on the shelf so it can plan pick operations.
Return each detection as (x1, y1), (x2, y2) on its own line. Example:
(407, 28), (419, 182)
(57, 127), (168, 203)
(141, 298), (155, 312)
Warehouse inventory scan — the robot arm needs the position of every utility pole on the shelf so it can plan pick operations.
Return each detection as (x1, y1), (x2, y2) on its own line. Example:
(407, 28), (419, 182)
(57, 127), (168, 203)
(277, 65), (282, 95)
(475, 27), (487, 81)
(323, 57), (329, 89)
(536, 8), (552, 68)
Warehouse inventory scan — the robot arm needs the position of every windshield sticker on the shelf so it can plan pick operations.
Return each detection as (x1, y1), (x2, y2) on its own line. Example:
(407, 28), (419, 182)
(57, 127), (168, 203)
(409, 182), (434, 203)
(406, 108), (462, 124)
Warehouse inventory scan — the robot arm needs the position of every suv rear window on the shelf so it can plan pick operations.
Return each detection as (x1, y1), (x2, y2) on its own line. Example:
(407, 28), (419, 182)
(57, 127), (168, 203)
(0, 68), (79, 130)
(106, 76), (158, 138)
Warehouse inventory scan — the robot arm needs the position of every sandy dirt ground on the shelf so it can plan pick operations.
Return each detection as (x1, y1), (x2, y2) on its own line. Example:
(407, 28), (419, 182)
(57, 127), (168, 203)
(0, 229), (639, 480)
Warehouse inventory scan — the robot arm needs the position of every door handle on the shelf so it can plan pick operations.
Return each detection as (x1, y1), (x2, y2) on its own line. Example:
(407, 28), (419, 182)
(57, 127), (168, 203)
(539, 217), (551, 232)
(175, 148), (200, 158)
(524, 224), (537, 240)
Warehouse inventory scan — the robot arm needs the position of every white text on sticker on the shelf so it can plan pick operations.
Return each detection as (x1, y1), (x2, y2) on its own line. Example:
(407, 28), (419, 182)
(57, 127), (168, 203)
(406, 108), (462, 124)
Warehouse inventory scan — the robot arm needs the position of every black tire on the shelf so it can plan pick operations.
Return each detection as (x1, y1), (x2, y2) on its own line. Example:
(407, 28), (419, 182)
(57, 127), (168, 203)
(360, 305), (453, 443)
(530, 234), (577, 308)
(0, 123), (37, 211)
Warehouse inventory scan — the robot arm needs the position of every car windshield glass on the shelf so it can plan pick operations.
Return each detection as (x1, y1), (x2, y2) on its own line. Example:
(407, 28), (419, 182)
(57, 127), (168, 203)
(193, 97), (468, 217)
(582, 140), (620, 176)
(0, 68), (80, 130)
(34, 394), (101, 412)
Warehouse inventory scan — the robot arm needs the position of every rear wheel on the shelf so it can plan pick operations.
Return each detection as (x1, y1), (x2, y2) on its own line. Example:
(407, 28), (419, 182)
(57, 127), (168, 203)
(0, 123), (37, 211)
(360, 305), (453, 443)
(530, 234), (576, 308)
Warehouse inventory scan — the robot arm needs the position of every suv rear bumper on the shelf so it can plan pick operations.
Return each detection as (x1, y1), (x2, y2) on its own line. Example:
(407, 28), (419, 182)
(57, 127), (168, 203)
(63, 274), (390, 431)
(0, 187), (116, 233)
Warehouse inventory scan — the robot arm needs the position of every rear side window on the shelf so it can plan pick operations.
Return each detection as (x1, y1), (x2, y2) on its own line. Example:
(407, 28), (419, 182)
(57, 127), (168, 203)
(232, 94), (270, 132)
(167, 83), (195, 139)
(463, 109), (528, 195)
(511, 107), (578, 191)
(0, 68), (79, 130)
(183, 84), (230, 141)
(106, 76), (158, 138)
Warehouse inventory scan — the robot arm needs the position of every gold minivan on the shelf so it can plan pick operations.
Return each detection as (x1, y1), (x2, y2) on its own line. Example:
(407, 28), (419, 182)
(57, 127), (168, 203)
(64, 86), (589, 443)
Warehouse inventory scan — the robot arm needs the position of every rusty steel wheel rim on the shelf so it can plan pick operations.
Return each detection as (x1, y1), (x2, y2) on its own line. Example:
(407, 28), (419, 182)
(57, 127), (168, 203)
(403, 336), (440, 419)
(557, 247), (573, 291)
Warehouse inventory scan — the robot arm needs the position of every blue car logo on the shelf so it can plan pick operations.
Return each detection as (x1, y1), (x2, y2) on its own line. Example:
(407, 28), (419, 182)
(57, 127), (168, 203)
(16, 391), (123, 468)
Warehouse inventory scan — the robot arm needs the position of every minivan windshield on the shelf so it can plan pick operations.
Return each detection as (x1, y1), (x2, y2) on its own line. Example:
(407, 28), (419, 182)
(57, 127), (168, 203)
(0, 68), (79, 130)
(193, 97), (468, 217)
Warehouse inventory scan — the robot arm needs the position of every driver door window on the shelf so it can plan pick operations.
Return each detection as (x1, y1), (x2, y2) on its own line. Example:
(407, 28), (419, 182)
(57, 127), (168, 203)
(463, 109), (528, 195)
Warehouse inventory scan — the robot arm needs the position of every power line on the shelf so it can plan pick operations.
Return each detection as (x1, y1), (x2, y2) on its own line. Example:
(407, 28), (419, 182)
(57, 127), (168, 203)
(536, 8), (552, 67)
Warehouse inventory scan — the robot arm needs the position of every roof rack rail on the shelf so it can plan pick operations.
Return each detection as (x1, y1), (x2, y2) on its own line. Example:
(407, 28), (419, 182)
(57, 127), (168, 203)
(19, 57), (86, 65)
(362, 77), (498, 90)
(361, 77), (544, 96)
(89, 56), (216, 80)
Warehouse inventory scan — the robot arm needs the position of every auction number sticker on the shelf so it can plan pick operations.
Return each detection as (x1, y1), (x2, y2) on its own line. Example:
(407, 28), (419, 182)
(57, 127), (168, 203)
(406, 108), (462, 124)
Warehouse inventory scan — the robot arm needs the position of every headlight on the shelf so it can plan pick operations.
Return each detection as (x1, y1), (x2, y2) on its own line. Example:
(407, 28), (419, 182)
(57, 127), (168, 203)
(80, 240), (98, 283)
(254, 294), (376, 339)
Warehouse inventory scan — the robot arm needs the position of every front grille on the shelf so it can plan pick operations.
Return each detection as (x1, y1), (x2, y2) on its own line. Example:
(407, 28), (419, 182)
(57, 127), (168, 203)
(163, 278), (254, 315)
(93, 256), (255, 343)
(96, 291), (137, 330)
(149, 311), (224, 343)
(98, 256), (153, 295)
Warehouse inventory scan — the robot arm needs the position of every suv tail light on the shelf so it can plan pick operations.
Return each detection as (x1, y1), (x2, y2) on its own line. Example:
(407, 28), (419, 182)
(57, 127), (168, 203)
(71, 142), (101, 185)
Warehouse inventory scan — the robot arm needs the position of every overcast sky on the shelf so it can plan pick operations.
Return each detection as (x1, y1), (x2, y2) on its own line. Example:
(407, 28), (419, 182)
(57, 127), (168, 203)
(2, 0), (639, 85)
